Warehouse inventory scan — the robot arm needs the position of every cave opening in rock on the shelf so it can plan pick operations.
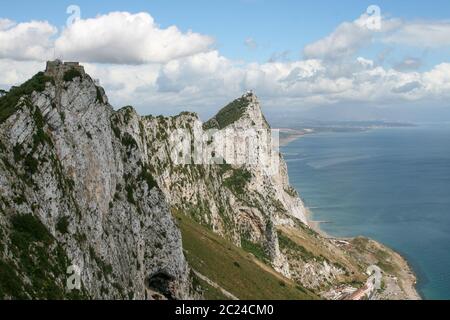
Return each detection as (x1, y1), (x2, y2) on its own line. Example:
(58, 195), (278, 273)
(147, 271), (176, 300)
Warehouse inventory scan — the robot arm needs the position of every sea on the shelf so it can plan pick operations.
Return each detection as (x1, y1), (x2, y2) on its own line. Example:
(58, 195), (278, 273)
(280, 123), (450, 300)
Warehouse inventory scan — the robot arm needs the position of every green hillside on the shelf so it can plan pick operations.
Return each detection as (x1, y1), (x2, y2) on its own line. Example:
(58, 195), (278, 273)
(174, 212), (318, 300)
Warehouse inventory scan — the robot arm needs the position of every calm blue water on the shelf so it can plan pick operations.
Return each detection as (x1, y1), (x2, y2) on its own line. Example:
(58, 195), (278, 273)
(281, 124), (450, 300)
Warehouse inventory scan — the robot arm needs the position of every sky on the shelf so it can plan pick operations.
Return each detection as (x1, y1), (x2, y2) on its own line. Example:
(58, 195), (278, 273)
(1, 0), (450, 122)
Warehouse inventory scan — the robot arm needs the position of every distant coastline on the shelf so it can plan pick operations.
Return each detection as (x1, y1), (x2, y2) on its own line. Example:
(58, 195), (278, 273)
(279, 128), (312, 146)
(277, 120), (416, 147)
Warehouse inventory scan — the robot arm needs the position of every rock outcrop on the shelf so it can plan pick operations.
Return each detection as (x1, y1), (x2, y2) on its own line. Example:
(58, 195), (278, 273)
(0, 64), (190, 299)
(141, 92), (310, 277)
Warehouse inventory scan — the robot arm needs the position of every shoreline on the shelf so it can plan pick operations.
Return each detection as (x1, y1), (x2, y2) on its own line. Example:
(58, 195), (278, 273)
(304, 207), (331, 238)
(278, 128), (312, 147)
(282, 133), (422, 300)
(278, 123), (418, 148)
(304, 203), (421, 300)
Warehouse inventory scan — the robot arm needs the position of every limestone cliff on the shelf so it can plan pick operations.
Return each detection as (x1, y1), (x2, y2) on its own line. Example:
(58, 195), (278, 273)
(0, 64), (190, 299)
(0, 62), (419, 300)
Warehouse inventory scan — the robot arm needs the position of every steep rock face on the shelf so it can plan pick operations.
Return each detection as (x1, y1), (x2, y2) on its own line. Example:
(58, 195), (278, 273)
(0, 68), (190, 299)
(140, 93), (311, 276)
(137, 92), (419, 299)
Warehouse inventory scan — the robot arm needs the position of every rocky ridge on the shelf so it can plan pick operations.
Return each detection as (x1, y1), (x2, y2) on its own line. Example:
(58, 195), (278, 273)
(0, 62), (420, 300)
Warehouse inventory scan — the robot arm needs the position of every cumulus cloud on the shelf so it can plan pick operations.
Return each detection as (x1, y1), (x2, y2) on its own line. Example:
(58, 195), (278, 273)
(0, 12), (213, 64)
(306, 16), (450, 63)
(1, 11), (450, 116)
(303, 14), (377, 61)
(303, 14), (401, 61)
(55, 12), (214, 64)
(0, 19), (56, 61)
(422, 63), (450, 91)
(1, 51), (450, 115)
(357, 57), (374, 69)
(0, 59), (43, 88)
(148, 53), (450, 110)
(156, 51), (244, 96)
(384, 21), (450, 48)
(303, 18), (371, 60)
(0, 19), (15, 30)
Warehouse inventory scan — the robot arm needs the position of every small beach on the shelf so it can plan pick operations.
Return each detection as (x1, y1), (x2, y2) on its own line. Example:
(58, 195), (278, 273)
(304, 207), (331, 238)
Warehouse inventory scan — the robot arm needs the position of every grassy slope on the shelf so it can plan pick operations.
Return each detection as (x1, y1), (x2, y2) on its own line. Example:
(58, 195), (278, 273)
(174, 212), (318, 300)
(278, 225), (366, 276)
(191, 273), (230, 300)
(277, 225), (367, 289)
(202, 97), (248, 130)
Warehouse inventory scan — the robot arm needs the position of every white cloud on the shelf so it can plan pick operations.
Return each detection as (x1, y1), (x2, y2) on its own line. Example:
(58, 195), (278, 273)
(0, 19), (56, 61)
(306, 15), (450, 62)
(1, 51), (449, 115)
(303, 14), (378, 61)
(303, 14), (401, 61)
(0, 19), (15, 30)
(0, 59), (42, 88)
(82, 63), (161, 105)
(303, 17), (371, 61)
(156, 51), (244, 95)
(422, 63), (450, 92)
(1, 11), (450, 117)
(55, 12), (214, 64)
(384, 21), (450, 48)
(357, 57), (374, 69)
